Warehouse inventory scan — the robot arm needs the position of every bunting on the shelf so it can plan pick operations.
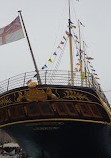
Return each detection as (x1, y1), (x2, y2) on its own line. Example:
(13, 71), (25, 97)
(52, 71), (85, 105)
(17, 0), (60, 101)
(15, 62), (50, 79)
(41, 30), (67, 71)
(42, 64), (47, 69)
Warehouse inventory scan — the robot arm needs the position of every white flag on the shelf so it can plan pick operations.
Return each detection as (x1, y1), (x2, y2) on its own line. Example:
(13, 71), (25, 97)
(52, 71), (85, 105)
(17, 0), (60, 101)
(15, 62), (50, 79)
(0, 16), (24, 45)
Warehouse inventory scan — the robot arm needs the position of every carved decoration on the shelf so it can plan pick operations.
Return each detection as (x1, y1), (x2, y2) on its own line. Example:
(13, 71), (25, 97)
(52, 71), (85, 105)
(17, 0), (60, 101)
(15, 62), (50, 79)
(0, 87), (94, 107)
(46, 88), (58, 100)
(24, 88), (47, 102)
(0, 96), (12, 106)
(63, 90), (91, 101)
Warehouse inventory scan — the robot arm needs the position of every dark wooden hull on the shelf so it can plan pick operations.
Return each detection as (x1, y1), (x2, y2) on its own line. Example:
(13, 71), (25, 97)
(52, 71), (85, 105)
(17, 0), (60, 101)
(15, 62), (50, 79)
(4, 120), (111, 158)
(0, 85), (111, 157)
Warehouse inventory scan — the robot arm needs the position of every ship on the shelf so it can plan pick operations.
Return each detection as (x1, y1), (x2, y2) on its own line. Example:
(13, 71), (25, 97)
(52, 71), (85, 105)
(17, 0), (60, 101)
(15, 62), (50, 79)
(0, 0), (111, 158)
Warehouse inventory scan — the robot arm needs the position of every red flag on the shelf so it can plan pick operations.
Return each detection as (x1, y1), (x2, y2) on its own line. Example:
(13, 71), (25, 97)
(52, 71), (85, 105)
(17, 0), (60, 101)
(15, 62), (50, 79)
(65, 31), (69, 36)
(75, 67), (78, 72)
(57, 45), (62, 49)
(60, 41), (64, 44)
(86, 57), (94, 60)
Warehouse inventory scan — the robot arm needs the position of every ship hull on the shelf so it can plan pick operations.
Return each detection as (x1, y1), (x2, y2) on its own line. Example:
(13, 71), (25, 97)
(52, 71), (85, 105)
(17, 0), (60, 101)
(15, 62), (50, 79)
(4, 120), (111, 158)
(0, 85), (111, 157)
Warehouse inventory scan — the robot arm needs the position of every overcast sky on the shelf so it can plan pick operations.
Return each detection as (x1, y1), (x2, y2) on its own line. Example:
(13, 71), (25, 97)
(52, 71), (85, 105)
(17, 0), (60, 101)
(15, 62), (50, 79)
(0, 0), (111, 103)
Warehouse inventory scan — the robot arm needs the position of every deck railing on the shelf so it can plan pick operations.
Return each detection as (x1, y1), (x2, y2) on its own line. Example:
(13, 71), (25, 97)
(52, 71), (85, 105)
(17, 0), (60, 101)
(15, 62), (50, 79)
(0, 70), (109, 106)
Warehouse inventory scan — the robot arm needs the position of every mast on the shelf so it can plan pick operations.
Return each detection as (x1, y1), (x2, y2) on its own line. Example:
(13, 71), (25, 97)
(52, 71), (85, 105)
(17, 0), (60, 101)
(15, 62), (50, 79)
(78, 20), (83, 86)
(83, 41), (87, 86)
(18, 11), (42, 85)
(68, 0), (74, 86)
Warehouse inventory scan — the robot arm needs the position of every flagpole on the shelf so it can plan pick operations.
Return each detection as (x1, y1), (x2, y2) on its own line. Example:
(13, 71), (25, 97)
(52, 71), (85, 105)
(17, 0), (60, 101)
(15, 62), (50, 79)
(18, 10), (42, 85)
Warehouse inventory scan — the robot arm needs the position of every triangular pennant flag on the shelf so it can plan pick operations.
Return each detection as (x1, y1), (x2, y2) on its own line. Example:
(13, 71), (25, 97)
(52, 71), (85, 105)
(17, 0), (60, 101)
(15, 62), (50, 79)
(33, 74), (37, 77)
(41, 64), (47, 70)
(76, 63), (80, 66)
(65, 31), (69, 36)
(93, 73), (98, 76)
(90, 65), (93, 68)
(75, 67), (78, 72)
(63, 36), (66, 40)
(86, 57), (94, 60)
(60, 41), (64, 44)
(48, 58), (52, 62)
(72, 25), (76, 29)
(79, 64), (82, 71)
(44, 64), (47, 68)
(75, 40), (80, 43)
(81, 72), (85, 81)
(95, 77), (100, 80)
(68, 19), (73, 24)
(74, 34), (78, 39)
(80, 21), (85, 27)
(26, 79), (32, 85)
(80, 50), (84, 53)
(53, 52), (57, 55)
(91, 69), (95, 71)
(57, 45), (62, 49)
(42, 66), (45, 69)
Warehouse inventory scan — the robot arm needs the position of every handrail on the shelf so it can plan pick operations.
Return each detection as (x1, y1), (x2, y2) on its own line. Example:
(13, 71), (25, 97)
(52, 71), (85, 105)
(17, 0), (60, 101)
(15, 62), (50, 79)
(0, 70), (109, 107)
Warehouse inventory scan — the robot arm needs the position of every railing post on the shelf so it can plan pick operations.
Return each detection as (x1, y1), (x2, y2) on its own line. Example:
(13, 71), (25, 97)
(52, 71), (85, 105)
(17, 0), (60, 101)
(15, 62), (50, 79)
(23, 72), (26, 86)
(45, 70), (47, 84)
(7, 78), (10, 91)
(68, 71), (70, 85)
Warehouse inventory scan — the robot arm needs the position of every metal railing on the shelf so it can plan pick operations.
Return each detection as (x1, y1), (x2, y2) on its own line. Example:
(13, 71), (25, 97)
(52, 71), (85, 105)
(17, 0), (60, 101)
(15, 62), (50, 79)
(0, 70), (109, 106)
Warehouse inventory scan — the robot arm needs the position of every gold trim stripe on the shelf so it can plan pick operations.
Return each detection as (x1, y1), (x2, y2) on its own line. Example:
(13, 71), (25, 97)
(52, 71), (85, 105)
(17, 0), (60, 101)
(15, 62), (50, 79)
(0, 118), (110, 128)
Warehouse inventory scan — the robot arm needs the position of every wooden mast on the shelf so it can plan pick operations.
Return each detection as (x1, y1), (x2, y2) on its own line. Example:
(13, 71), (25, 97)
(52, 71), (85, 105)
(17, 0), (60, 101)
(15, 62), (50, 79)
(68, 0), (74, 86)
(18, 11), (42, 85)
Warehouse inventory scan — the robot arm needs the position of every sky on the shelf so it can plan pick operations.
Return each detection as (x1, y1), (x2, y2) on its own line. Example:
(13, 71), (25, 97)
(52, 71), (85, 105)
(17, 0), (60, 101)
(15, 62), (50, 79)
(0, 0), (111, 103)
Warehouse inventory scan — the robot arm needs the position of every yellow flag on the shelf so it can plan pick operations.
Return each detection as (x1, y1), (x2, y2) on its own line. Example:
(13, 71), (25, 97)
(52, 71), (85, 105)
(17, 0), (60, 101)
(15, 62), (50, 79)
(72, 25), (76, 28)
(81, 72), (85, 81)
(79, 64), (82, 71)
(48, 58), (52, 62)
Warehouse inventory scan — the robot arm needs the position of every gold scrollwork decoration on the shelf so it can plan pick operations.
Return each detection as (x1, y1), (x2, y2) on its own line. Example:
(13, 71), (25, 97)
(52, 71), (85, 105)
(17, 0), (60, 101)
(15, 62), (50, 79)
(17, 88), (47, 102)
(0, 96), (12, 106)
(63, 90), (91, 101)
